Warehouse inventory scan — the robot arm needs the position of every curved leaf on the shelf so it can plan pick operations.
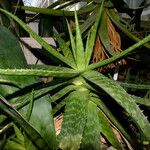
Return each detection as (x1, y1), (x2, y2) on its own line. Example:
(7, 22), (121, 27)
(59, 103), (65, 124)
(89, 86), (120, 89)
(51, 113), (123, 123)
(99, 10), (116, 55)
(87, 34), (150, 70)
(75, 11), (85, 70)
(83, 71), (150, 142)
(0, 96), (49, 149)
(98, 108), (122, 149)
(85, 0), (104, 66)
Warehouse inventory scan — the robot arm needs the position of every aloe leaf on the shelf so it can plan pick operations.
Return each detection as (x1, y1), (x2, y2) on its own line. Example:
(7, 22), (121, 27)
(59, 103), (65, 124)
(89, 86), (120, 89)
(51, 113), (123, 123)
(54, 33), (76, 68)
(91, 96), (135, 147)
(50, 85), (77, 115)
(99, 10), (116, 55)
(0, 8), (73, 67)
(26, 90), (34, 121)
(119, 82), (150, 90)
(50, 85), (77, 103)
(0, 67), (80, 78)
(0, 95), (49, 149)
(98, 108), (122, 149)
(80, 9), (97, 34)
(87, 34), (150, 70)
(13, 124), (24, 142)
(85, 0), (104, 66)
(0, 79), (20, 88)
(80, 101), (100, 150)
(4, 124), (38, 150)
(66, 20), (76, 63)
(0, 26), (32, 96)
(52, 97), (67, 115)
(59, 89), (89, 150)
(12, 80), (68, 109)
(131, 95), (150, 107)
(83, 71), (150, 142)
(23, 96), (57, 149)
(75, 11), (85, 70)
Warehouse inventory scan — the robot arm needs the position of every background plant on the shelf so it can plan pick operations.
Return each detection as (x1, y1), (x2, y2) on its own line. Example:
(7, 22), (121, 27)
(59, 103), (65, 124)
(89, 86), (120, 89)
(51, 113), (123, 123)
(0, 0), (150, 150)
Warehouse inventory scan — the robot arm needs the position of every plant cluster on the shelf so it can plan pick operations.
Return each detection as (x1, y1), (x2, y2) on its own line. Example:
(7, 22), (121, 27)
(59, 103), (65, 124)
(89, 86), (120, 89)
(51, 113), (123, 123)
(0, 0), (150, 149)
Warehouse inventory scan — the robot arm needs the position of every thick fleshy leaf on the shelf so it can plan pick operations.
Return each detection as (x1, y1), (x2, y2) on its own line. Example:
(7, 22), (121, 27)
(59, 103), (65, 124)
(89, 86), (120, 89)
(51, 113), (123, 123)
(0, 67), (80, 78)
(66, 20), (76, 63)
(98, 108), (122, 149)
(21, 96), (57, 149)
(50, 85), (77, 103)
(4, 124), (38, 150)
(59, 89), (89, 150)
(83, 71), (150, 142)
(54, 33), (76, 68)
(85, 0), (104, 66)
(80, 101), (100, 150)
(91, 96), (134, 146)
(131, 95), (150, 107)
(87, 34), (150, 70)
(75, 11), (85, 70)
(119, 82), (150, 90)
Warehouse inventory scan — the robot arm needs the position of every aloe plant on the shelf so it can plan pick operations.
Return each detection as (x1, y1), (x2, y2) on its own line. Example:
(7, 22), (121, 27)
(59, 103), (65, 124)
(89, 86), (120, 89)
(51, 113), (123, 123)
(0, 1), (150, 149)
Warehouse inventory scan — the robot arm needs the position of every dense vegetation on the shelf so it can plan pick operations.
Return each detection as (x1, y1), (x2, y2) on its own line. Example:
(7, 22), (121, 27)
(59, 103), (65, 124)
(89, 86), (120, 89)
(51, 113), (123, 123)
(0, 0), (150, 149)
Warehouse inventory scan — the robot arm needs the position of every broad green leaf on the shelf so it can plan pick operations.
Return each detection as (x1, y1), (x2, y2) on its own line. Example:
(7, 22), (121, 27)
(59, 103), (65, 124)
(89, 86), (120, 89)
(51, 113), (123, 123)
(0, 26), (33, 96)
(59, 89), (89, 150)
(80, 101), (100, 150)
(75, 11), (85, 70)
(0, 8), (73, 67)
(0, 95), (49, 149)
(98, 108), (122, 149)
(85, 0), (104, 66)
(83, 71), (150, 142)
(23, 96), (57, 149)
(0, 67), (80, 78)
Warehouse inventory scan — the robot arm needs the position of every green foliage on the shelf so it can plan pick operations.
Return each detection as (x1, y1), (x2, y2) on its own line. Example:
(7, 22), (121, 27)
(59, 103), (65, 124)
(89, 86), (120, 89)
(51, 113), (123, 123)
(0, 1), (150, 150)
